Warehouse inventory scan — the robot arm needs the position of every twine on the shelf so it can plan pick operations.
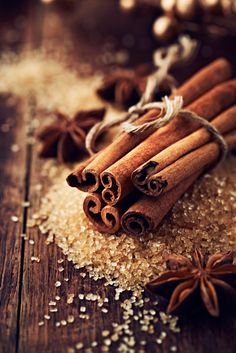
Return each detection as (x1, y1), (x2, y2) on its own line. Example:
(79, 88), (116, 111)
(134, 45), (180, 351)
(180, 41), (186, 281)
(91, 93), (228, 165)
(85, 31), (227, 165)
(123, 95), (227, 163)
(86, 35), (197, 155)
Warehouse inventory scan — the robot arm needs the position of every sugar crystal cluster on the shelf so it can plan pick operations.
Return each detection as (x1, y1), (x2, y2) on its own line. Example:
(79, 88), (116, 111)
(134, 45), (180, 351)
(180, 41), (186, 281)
(37, 156), (236, 290)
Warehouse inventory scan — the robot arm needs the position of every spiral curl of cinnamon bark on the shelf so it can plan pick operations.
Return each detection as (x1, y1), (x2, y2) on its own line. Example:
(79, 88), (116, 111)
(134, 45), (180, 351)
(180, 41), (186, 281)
(83, 193), (121, 233)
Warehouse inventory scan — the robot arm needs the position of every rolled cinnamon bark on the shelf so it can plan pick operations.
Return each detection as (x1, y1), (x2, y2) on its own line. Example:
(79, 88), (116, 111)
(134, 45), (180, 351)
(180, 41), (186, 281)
(83, 191), (140, 233)
(121, 173), (201, 236)
(143, 130), (236, 196)
(67, 154), (99, 191)
(121, 130), (236, 236)
(83, 193), (121, 233)
(67, 58), (232, 193)
(101, 79), (236, 205)
(132, 105), (236, 194)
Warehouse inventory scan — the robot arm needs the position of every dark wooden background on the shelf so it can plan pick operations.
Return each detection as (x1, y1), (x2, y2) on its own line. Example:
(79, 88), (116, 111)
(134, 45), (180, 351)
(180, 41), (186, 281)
(0, 1), (236, 353)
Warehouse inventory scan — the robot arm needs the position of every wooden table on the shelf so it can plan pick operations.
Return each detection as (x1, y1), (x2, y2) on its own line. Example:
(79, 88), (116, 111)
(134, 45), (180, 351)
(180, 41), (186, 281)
(0, 2), (236, 353)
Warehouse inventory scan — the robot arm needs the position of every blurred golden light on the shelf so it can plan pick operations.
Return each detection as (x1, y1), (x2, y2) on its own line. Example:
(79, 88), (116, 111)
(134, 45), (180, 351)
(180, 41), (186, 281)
(160, 0), (176, 12)
(176, 0), (196, 19)
(41, 0), (55, 4)
(200, 0), (220, 10)
(153, 15), (177, 41)
(120, 0), (136, 11)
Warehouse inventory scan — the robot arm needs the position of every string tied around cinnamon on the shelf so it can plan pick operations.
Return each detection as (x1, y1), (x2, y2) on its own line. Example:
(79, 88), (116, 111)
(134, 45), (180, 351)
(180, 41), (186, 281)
(86, 35), (197, 155)
(123, 95), (228, 165)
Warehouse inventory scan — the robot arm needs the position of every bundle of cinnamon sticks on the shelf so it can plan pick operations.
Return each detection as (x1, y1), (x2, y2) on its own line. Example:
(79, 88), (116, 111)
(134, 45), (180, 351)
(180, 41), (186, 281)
(67, 58), (236, 236)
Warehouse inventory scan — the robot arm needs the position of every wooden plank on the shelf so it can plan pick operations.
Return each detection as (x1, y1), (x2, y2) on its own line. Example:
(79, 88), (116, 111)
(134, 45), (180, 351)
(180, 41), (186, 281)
(0, 96), (27, 353)
(0, 4), (31, 352)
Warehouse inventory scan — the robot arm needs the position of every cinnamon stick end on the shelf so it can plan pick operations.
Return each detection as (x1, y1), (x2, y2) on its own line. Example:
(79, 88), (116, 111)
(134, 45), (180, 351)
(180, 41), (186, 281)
(66, 173), (79, 188)
(121, 212), (153, 236)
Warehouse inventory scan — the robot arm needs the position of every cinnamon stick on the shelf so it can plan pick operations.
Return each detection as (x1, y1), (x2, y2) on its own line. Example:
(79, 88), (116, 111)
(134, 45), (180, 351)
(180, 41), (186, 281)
(144, 130), (236, 196)
(101, 79), (236, 205)
(83, 191), (140, 234)
(172, 58), (232, 106)
(67, 154), (99, 190)
(132, 105), (236, 195)
(67, 58), (232, 193)
(83, 193), (121, 233)
(121, 173), (201, 236)
(121, 130), (236, 236)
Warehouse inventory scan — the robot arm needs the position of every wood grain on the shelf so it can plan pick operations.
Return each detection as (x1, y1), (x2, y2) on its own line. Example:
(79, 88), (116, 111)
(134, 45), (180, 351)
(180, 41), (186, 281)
(0, 5), (30, 352)
(0, 97), (27, 353)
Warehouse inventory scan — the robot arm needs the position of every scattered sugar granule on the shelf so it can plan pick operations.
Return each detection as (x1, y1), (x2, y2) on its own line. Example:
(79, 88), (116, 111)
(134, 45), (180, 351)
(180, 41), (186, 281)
(22, 201), (30, 208)
(101, 308), (108, 314)
(11, 144), (20, 152)
(44, 315), (50, 320)
(11, 216), (19, 222)
(49, 301), (57, 306)
(55, 281), (61, 288)
(49, 307), (58, 313)
(67, 293), (75, 304)
(75, 342), (84, 350)
(67, 315), (75, 324)
(80, 306), (86, 313)
(102, 330), (110, 337)
(31, 256), (40, 263)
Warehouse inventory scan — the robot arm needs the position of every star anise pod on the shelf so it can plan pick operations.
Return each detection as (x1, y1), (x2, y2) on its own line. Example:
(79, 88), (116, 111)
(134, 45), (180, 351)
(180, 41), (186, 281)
(97, 67), (173, 109)
(96, 70), (143, 109)
(37, 108), (105, 163)
(147, 250), (236, 317)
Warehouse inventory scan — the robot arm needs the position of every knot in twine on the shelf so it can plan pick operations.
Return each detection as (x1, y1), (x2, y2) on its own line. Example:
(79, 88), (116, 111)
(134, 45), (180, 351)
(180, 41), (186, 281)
(86, 35), (197, 155)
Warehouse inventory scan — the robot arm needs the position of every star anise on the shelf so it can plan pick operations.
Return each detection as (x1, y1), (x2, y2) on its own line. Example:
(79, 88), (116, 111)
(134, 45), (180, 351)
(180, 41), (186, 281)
(97, 67), (173, 109)
(37, 108), (105, 163)
(96, 69), (144, 109)
(147, 249), (236, 317)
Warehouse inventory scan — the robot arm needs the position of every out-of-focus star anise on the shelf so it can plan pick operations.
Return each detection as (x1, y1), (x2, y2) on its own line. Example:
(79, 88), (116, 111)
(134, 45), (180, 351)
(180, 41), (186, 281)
(96, 67), (151, 109)
(37, 108), (105, 163)
(147, 249), (236, 317)
(97, 67), (172, 109)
